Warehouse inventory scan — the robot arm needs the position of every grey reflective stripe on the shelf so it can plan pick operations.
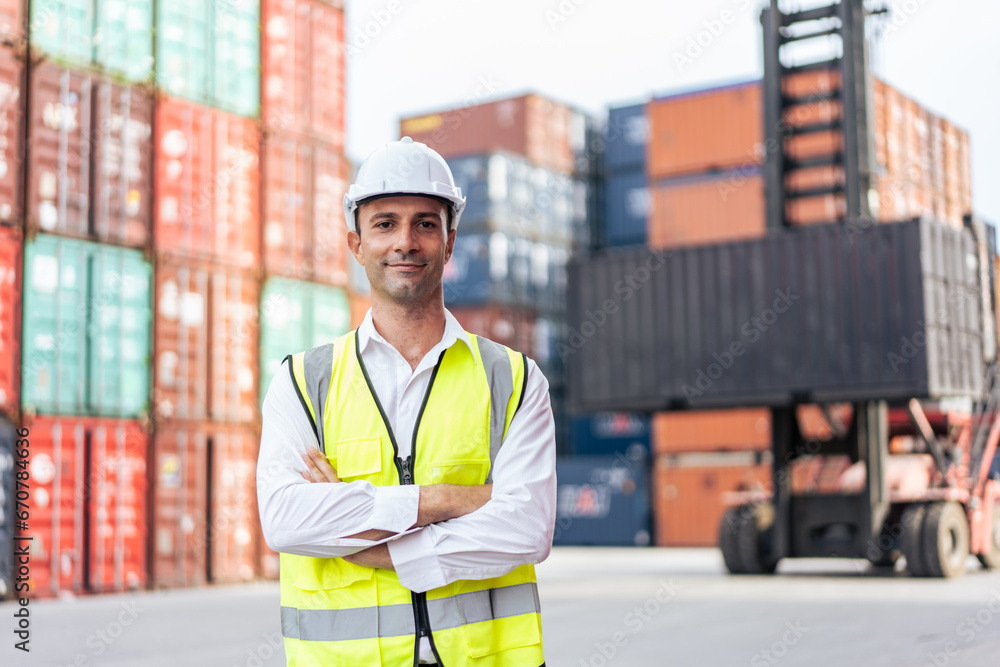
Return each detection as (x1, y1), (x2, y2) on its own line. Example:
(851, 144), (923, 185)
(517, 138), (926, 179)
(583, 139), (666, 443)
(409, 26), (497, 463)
(477, 337), (514, 484)
(428, 582), (541, 629)
(302, 343), (335, 454)
(281, 583), (540, 641)
(281, 603), (416, 641)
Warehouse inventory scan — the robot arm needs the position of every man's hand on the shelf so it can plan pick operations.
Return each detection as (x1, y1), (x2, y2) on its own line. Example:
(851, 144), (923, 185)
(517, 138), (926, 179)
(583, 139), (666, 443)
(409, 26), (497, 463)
(301, 447), (341, 483)
(343, 543), (393, 570)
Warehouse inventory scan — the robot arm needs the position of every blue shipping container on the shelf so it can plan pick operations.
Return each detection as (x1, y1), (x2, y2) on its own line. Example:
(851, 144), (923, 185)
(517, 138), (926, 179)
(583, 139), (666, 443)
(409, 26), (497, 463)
(552, 454), (651, 547)
(571, 412), (649, 457)
(603, 167), (649, 247)
(604, 103), (648, 171)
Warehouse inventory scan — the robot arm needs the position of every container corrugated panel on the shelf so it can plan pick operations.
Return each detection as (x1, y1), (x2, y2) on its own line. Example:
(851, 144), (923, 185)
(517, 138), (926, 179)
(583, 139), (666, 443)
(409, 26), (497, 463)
(570, 412), (649, 457)
(652, 408), (770, 454)
(648, 170), (765, 249)
(29, 0), (93, 68)
(0, 226), (20, 416)
(605, 103), (648, 171)
(603, 167), (648, 246)
(261, 134), (348, 286)
(647, 82), (761, 180)
(0, 46), (22, 226)
(154, 255), (260, 424)
(0, 0), (21, 45)
(154, 97), (260, 267)
(401, 94), (577, 174)
(0, 417), (14, 597)
(262, 0), (345, 144)
(653, 453), (769, 547)
(155, 0), (209, 107)
(93, 0), (154, 82)
(568, 219), (985, 412)
(21, 416), (148, 597)
(450, 304), (536, 360)
(22, 235), (151, 418)
(212, 0), (259, 117)
(258, 277), (350, 404)
(553, 454), (651, 546)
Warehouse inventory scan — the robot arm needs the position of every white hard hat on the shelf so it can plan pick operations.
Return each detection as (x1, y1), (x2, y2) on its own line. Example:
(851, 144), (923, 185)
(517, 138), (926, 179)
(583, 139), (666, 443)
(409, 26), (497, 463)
(343, 136), (466, 232)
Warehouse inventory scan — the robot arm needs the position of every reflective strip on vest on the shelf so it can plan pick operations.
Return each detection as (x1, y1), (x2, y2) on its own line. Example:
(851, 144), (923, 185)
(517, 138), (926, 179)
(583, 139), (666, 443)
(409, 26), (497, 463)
(301, 343), (335, 453)
(280, 583), (540, 641)
(476, 337), (514, 483)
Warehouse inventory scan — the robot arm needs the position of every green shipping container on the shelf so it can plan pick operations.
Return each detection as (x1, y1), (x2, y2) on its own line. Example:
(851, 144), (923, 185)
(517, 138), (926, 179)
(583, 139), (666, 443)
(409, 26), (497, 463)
(156, 0), (259, 117)
(259, 278), (349, 404)
(30, 0), (154, 83)
(22, 235), (151, 418)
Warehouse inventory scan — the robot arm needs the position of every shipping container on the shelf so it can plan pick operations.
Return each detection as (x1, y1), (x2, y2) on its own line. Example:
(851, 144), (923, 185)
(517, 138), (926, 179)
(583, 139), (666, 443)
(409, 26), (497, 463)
(349, 291), (371, 329)
(0, 225), (19, 416)
(21, 416), (148, 596)
(0, 0), (21, 46)
(400, 94), (583, 174)
(27, 63), (154, 247)
(261, 133), (349, 285)
(450, 304), (536, 360)
(0, 416), (13, 598)
(647, 81), (761, 180)
(603, 167), (648, 247)
(604, 103), (648, 171)
(261, 0), (345, 144)
(152, 423), (258, 588)
(570, 412), (649, 457)
(648, 169), (765, 249)
(568, 219), (986, 412)
(0, 46), (21, 226)
(653, 452), (770, 547)
(652, 408), (770, 454)
(156, 0), (259, 117)
(553, 454), (651, 547)
(258, 277), (350, 403)
(22, 234), (151, 418)
(153, 254), (260, 424)
(154, 96), (260, 267)
(29, 0), (93, 69)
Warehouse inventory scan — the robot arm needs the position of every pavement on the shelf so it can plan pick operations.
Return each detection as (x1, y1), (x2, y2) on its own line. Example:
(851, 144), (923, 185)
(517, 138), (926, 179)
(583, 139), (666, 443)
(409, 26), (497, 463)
(3, 547), (1000, 666)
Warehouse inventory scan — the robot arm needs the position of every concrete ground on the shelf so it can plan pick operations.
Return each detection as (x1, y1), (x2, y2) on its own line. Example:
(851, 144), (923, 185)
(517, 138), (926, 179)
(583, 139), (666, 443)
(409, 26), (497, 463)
(3, 547), (999, 666)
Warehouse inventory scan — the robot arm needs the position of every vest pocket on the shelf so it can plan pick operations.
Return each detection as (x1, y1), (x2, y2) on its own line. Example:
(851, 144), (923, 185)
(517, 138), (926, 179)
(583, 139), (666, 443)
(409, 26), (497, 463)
(334, 436), (383, 480)
(296, 556), (374, 591)
(428, 459), (489, 485)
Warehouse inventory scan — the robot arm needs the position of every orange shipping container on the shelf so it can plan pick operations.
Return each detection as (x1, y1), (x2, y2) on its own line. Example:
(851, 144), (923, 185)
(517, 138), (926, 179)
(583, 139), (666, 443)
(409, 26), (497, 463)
(648, 82), (761, 180)
(0, 0), (21, 45)
(153, 254), (260, 424)
(0, 46), (21, 226)
(401, 94), (577, 173)
(648, 171), (765, 249)
(154, 96), (260, 267)
(652, 453), (770, 547)
(349, 292), (371, 329)
(450, 304), (536, 359)
(152, 423), (259, 588)
(21, 416), (148, 597)
(0, 225), (19, 416)
(652, 409), (770, 454)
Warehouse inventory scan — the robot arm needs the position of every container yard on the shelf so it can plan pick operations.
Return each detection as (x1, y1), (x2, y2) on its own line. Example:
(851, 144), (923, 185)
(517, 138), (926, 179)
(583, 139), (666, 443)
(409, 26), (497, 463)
(1, 1), (999, 666)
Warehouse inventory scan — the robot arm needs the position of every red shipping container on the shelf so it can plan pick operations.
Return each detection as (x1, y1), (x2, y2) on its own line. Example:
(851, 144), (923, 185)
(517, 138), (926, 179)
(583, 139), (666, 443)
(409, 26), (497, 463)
(261, 0), (345, 145)
(261, 133), (349, 286)
(401, 94), (576, 174)
(152, 423), (259, 588)
(155, 96), (260, 267)
(648, 172), (765, 249)
(0, 224), (19, 416)
(153, 254), (260, 424)
(872, 78), (887, 170)
(0, 0), (20, 45)
(0, 46), (21, 226)
(21, 416), (148, 597)
(450, 304), (536, 358)
(653, 453), (770, 547)
(652, 409), (771, 454)
(27, 63), (153, 246)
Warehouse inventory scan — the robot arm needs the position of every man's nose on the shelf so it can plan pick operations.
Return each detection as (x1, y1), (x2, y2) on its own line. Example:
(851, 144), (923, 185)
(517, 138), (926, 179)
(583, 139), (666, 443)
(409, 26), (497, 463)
(393, 224), (419, 253)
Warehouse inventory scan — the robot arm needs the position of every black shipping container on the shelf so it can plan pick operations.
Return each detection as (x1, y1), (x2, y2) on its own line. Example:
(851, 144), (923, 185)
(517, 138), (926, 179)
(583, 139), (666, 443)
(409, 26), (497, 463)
(553, 454), (651, 546)
(0, 417), (14, 599)
(567, 219), (987, 411)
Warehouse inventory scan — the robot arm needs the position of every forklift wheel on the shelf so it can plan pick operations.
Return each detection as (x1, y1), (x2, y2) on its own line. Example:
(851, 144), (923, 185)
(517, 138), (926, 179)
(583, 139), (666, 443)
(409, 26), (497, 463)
(922, 502), (970, 578)
(900, 504), (928, 577)
(720, 507), (749, 574)
(737, 504), (778, 575)
(976, 502), (1000, 570)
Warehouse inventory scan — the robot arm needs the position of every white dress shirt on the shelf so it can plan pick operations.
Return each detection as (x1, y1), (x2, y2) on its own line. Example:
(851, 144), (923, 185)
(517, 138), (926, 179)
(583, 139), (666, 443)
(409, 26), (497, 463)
(256, 306), (557, 593)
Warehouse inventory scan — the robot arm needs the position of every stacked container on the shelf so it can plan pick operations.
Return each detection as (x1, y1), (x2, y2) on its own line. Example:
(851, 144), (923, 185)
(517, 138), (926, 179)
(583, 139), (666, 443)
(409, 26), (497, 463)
(601, 102), (650, 247)
(255, 0), (351, 581)
(149, 1), (262, 589)
(16, 3), (155, 596)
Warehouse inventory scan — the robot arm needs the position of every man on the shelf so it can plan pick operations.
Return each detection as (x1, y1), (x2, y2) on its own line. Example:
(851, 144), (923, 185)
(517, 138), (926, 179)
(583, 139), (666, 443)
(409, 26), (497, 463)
(257, 137), (556, 667)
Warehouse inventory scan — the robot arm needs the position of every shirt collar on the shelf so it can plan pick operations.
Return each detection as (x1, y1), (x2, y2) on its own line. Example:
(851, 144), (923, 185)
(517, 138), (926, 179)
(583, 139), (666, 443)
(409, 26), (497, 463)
(357, 307), (477, 364)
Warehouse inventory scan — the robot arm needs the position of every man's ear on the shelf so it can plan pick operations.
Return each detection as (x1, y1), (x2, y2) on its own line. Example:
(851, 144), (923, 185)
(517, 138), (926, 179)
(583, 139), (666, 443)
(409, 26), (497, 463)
(444, 227), (456, 264)
(347, 229), (364, 265)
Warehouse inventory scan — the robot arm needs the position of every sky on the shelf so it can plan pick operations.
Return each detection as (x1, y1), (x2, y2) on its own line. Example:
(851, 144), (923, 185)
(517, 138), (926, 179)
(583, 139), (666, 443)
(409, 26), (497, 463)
(343, 0), (1000, 227)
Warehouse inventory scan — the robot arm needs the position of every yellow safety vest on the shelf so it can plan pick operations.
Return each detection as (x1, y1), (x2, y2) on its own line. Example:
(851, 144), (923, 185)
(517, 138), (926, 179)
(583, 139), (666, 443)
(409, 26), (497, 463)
(280, 330), (546, 667)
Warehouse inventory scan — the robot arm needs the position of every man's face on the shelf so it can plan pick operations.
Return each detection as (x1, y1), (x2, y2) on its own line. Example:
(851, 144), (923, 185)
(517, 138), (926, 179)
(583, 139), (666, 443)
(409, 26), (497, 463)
(347, 195), (455, 307)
